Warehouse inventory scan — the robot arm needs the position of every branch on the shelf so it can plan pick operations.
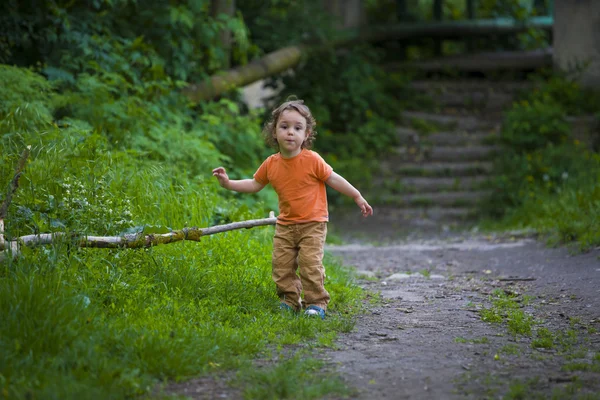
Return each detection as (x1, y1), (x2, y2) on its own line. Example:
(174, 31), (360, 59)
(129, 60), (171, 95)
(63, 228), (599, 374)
(0, 146), (31, 219)
(0, 213), (277, 261)
(0, 146), (31, 251)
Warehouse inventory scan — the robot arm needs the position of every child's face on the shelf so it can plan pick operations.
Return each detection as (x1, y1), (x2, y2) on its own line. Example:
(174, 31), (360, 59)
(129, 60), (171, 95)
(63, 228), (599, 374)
(274, 109), (309, 158)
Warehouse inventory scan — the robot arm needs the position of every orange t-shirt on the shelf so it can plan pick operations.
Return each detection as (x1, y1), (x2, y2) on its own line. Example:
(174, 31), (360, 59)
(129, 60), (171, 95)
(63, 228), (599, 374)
(254, 149), (333, 225)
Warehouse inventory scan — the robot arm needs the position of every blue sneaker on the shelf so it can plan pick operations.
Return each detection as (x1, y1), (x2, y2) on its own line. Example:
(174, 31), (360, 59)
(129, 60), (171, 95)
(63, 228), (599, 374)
(304, 305), (325, 320)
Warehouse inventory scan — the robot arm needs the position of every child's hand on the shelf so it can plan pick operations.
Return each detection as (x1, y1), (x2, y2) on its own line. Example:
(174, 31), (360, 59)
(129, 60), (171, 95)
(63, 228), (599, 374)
(354, 196), (373, 218)
(212, 167), (230, 189)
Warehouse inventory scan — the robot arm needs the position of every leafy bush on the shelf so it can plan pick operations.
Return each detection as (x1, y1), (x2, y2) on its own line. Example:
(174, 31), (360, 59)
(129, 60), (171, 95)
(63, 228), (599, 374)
(498, 166), (600, 250)
(0, 0), (249, 81)
(239, 0), (337, 53)
(0, 65), (56, 132)
(483, 73), (600, 249)
(526, 73), (600, 116)
(0, 94), (364, 400)
(500, 96), (570, 153)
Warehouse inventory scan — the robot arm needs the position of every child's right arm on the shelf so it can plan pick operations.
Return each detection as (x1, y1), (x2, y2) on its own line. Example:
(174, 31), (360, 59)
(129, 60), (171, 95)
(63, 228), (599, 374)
(212, 167), (265, 193)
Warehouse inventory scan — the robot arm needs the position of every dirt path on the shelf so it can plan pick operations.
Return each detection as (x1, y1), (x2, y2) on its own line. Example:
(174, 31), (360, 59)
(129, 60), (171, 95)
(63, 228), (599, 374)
(168, 219), (600, 400)
(323, 229), (600, 399)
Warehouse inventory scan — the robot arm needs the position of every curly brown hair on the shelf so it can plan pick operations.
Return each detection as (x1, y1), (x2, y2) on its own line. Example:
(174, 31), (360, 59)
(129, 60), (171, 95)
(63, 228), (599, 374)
(262, 98), (317, 150)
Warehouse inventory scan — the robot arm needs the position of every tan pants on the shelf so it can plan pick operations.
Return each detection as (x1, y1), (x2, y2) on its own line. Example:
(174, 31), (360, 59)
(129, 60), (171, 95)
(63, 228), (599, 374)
(272, 222), (330, 311)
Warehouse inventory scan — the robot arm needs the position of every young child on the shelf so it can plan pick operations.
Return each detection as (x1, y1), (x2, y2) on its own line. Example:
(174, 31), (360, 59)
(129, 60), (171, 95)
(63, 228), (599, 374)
(212, 99), (373, 319)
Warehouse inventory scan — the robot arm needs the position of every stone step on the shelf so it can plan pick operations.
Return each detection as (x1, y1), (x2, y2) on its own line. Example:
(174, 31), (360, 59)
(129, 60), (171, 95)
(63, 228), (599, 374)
(396, 127), (498, 146)
(334, 206), (476, 226)
(382, 161), (494, 177)
(430, 91), (515, 111)
(375, 190), (492, 208)
(396, 206), (476, 220)
(373, 176), (491, 194)
(409, 80), (535, 94)
(391, 145), (499, 163)
(407, 80), (529, 113)
(328, 205), (479, 239)
(401, 110), (498, 131)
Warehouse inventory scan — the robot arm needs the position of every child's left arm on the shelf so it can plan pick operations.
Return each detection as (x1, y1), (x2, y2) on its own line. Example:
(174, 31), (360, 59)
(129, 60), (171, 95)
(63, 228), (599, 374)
(326, 172), (373, 217)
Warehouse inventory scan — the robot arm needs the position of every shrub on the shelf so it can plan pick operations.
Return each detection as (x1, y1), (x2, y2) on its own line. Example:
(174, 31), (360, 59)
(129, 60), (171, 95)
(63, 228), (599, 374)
(500, 96), (570, 153)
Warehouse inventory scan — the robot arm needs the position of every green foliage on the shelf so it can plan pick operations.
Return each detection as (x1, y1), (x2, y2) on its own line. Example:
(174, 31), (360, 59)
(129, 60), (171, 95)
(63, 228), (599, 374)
(500, 97), (570, 153)
(0, 65), (56, 132)
(1, 0), (250, 81)
(531, 327), (555, 349)
(480, 289), (536, 337)
(500, 170), (600, 250)
(0, 35), (364, 397)
(0, 128), (364, 399)
(482, 73), (600, 249)
(238, 0), (337, 53)
(527, 73), (600, 116)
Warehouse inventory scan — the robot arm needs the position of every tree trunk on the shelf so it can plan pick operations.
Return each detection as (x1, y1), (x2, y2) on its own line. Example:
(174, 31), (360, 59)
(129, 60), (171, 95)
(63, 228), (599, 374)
(210, 0), (236, 69)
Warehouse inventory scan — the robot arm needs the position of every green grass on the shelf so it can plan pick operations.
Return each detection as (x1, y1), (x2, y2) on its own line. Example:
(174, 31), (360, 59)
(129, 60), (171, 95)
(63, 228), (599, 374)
(419, 268), (431, 278)
(0, 131), (365, 399)
(480, 162), (600, 252)
(479, 290), (536, 337)
(235, 354), (353, 399)
(500, 344), (521, 355)
(531, 327), (555, 349)
(455, 336), (489, 344)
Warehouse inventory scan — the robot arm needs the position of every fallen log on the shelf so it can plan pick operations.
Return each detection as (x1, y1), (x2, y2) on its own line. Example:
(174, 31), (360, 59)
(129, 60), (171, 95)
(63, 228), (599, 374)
(182, 46), (303, 103)
(0, 212), (277, 261)
(183, 16), (553, 102)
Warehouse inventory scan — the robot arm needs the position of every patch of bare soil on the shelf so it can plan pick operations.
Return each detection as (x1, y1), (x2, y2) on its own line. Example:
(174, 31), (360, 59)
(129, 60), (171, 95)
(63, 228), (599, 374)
(323, 232), (600, 399)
